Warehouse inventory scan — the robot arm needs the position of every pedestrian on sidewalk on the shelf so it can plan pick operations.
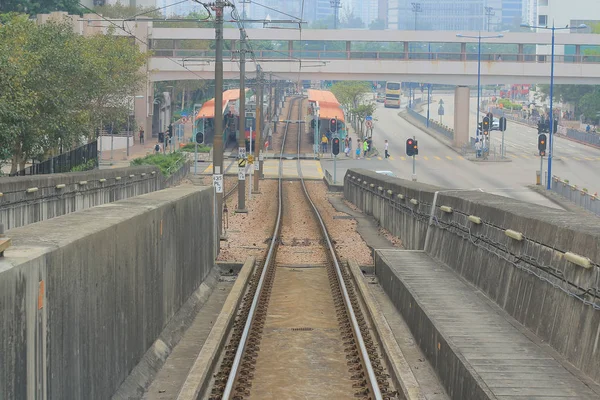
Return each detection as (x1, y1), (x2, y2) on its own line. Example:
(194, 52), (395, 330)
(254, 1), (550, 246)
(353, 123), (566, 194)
(384, 140), (390, 158)
(363, 139), (368, 158)
(139, 129), (145, 144)
(355, 140), (361, 159)
(475, 139), (482, 158)
(348, 136), (352, 152)
(321, 134), (328, 154)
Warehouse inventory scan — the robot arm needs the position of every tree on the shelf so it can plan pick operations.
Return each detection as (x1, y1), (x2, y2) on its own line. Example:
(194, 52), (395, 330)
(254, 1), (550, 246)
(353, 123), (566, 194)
(577, 89), (600, 123)
(93, 3), (162, 19)
(0, 14), (147, 173)
(330, 81), (373, 138)
(0, 0), (81, 15)
(369, 19), (386, 30)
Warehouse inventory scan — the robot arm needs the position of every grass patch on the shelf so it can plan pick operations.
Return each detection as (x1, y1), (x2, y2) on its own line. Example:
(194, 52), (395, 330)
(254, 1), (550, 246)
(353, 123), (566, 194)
(180, 143), (211, 153)
(130, 152), (185, 176)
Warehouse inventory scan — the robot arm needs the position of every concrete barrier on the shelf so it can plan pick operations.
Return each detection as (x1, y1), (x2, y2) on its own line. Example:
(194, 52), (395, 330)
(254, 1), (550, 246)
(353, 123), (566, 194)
(0, 163), (190, 230)
(0, 185), (215, 400)
(344, 168), (600, 385)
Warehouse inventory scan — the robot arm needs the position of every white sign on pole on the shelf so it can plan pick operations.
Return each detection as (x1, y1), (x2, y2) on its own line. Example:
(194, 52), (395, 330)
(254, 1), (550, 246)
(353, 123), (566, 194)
(254, 163), (259, 170)
(238, 147), (246, 159)
(212, 174), (223, 193)
(238, 167), (245, 180)
(259, 151), (264, 161)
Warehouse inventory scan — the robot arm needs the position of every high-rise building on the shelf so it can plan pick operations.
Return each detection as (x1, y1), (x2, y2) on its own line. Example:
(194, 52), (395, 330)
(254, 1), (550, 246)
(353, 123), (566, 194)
(501, 0), (523, 27)
(390, 0), (487, 31)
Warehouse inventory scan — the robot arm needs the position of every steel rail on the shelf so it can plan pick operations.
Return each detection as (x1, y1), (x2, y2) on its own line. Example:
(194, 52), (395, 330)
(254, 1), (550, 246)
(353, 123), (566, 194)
(296, 107), (383, 400)
(221, 96), (298, 399)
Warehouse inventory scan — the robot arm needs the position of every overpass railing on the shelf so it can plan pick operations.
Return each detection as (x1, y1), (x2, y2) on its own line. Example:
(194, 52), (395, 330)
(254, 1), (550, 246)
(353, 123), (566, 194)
(153, 49), (600, 64)
(551, 176), (600, 216)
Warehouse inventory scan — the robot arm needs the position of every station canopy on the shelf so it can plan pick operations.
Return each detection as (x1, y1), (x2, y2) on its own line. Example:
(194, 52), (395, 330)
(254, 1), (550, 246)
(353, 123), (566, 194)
(307, 89), (345, 122)
(195, 89), (248, 120)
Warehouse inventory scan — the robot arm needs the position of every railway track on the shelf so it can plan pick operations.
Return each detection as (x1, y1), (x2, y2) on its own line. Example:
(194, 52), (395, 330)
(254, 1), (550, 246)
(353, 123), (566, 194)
(207, 96), (395, 400)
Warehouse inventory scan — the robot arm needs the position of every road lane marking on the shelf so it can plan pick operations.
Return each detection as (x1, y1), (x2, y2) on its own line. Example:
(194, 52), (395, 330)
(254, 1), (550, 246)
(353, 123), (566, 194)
(434, 156), (442, 160)
(521, 155), (530, 159)
(423, 156), (429, 160)
(401, 156), (406, 161)
(389, 156), (395, 160)
(445, 156), (453, 160)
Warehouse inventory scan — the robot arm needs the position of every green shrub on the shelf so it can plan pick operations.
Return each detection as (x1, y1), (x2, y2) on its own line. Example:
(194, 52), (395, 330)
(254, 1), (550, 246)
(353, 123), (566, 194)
(180, 143), (211, 153)
(130, 152), (185, 176)
(70, 159), (97, 172)
(498, 98), (522, 110)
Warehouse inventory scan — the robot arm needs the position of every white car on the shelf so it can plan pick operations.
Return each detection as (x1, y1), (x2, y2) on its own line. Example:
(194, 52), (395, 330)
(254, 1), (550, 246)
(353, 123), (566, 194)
(376, 170), (396, 177)
(492, 118), (500, 130)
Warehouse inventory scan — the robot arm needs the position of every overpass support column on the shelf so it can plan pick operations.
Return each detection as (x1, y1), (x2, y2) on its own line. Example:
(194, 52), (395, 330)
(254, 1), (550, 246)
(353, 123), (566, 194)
(460, 43), (466, 61)
(518, 44), (524, 61)
(133, 19), (152, 140)
(453, 86), (470, 147)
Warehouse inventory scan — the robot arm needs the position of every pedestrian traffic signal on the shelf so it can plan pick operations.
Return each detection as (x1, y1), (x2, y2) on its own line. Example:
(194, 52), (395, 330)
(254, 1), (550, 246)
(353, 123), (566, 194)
(478, 122), (483, 135)
(196, 131), (204, 144)
(537, 121), (544, 134)
(538, 133), (547, 156)
(406, 138), (418, 156)
(332, 138), (340, 155)
(329, 118), (338, 132)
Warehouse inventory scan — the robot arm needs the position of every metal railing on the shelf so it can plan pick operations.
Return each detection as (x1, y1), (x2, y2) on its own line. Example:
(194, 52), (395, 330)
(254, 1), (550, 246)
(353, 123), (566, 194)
(407, 107), (454, 140)
(551, 176), (600, 216)
(153, 49), (600, 64)
(9, 141), (98, 176)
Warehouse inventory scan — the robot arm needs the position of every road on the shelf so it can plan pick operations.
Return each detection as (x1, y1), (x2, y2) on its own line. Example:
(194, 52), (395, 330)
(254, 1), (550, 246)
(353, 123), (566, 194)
(321, 97), (561, 209)
(426, 94), (600, 195)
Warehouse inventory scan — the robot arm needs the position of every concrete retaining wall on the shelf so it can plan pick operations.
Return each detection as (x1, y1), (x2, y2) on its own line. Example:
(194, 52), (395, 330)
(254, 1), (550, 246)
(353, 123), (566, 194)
(0, 186), (215, 400)
(344, 168), (600, 384)
(0, 165), (189, 230)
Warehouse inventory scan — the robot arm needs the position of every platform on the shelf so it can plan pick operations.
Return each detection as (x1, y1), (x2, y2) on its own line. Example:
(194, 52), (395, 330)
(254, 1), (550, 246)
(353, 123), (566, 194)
(375, 249), (599, 399)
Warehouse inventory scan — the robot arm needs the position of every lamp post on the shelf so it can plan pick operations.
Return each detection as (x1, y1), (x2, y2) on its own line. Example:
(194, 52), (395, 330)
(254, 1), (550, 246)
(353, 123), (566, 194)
(456, 32), (503, 141)
(520, 22), (586, 189)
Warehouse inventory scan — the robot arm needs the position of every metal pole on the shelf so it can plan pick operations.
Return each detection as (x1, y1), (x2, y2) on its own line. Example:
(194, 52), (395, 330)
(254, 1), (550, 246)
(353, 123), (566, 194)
(540, 154), (544, 185)
(254, 68), (263, 192)
(237, 30), (247, 211)
(213, 0), (226, 239)
(333, 154), (337, 184)
(111, 131), (114, 159)
(501, 128), (505, 158)
(547, 24), (555, 190)
(194, 141), (198, 174)
(426, 84), (431, 127)
(127, 103), (130, 157)
(412, 136), (417, 181)
(249, 126), (252, 200)
(477, 34), (482, 138)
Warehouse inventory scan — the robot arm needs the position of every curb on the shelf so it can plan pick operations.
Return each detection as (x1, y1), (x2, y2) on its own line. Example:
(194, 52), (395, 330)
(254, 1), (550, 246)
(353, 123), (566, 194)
(399, 111), (464, 156)
(527, 184), (596, 215)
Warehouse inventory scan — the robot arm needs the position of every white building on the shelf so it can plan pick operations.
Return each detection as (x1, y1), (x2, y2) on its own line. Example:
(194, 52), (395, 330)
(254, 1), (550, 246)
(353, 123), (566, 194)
(535, 0), (600, 57)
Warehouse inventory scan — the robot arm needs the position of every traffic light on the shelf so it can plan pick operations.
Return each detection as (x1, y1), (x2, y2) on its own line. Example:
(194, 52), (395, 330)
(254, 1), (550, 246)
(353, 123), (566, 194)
(158, 132), (164, 142)
(329, 118), (338, 132)
(332, 138), (340, 155)
(499, 116), (507, 132)
(482, 116), (490, 133)
(537, 121), (544, 134)
(538, 133), (547, 156)
(406, 138), (418, 156)
(478, 122), (483, 135)
(196, 131), (204, 144)
(168, 124), (173, 137)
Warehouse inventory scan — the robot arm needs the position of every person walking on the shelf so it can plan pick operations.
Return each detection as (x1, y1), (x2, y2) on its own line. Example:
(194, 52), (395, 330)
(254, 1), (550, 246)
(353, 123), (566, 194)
(384, 140), (390, 158)
(355, 139), (361, 159)
(363, 139), (368, 158)
(348, 136), (352, 152)
(475, 139), (482, 158)
(321, 134), (328, 154)
(139, 129), (145, 144)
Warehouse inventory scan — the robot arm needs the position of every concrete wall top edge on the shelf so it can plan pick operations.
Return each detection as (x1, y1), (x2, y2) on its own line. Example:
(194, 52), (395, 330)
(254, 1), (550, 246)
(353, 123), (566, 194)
(1, 186), (207, 267)
(0, 165), (160, 194)
(345, 168), (600, 256)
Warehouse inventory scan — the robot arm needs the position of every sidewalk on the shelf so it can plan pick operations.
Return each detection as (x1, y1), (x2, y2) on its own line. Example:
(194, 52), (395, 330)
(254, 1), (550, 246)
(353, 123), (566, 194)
(99, 120), (194, 168)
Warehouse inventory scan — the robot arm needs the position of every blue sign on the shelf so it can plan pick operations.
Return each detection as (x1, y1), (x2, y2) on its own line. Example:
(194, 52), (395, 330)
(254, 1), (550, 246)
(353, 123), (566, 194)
(366, 115), (373, 121)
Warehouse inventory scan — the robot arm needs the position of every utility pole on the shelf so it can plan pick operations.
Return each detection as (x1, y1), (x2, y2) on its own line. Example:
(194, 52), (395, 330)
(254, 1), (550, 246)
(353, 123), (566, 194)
(236, 28), (247, 212)
(485, 7), (494, 32)
(254, 67), (263, 193)
(330, 0), (341, 29)
(203, 0), (231, 239)
(411, 2), (422, 31)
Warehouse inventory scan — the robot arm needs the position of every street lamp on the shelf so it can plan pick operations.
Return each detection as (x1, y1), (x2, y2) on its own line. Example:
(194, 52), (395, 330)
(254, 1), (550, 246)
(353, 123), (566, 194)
(456, 32), (503, 141)
(520, 22), (587, 189)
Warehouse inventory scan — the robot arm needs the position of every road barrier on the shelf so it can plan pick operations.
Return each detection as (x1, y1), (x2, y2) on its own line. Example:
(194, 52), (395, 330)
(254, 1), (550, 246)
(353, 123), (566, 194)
(551, 176), (600, 216)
